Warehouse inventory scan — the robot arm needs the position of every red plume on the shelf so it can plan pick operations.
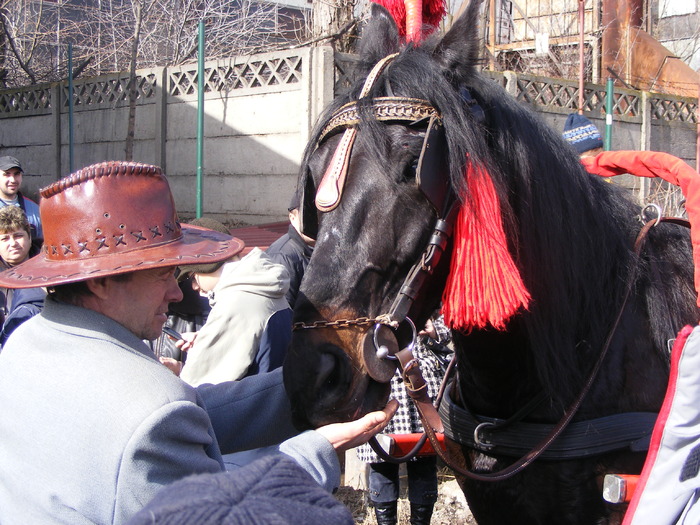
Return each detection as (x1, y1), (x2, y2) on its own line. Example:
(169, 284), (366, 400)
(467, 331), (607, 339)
(373, 0), (446, 42)
(442, 161), (531, 332)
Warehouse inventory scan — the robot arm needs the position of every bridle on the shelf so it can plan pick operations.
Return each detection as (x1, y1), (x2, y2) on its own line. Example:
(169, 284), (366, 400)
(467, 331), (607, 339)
(294, 51), (460, 428)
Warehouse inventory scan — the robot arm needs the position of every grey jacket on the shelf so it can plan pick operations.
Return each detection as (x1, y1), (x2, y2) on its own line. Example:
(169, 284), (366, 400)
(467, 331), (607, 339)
(0, 297), (339, 524)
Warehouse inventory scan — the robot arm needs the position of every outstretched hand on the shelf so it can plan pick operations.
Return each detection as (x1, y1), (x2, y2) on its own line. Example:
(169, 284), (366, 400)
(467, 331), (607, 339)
(315, 399), (399, 452)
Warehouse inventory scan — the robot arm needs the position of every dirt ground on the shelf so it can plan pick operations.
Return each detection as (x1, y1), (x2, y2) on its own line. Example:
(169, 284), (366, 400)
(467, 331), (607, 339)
(335, 468), (476, 524)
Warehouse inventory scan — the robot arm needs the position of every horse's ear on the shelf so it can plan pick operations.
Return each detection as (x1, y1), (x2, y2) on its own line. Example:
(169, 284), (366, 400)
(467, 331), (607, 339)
(433, 0), (483, 76)
(358, 3), (401, 66)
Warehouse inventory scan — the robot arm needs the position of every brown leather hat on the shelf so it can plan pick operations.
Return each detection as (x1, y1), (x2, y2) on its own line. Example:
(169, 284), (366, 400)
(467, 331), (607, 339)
(0, 161), (244, 288)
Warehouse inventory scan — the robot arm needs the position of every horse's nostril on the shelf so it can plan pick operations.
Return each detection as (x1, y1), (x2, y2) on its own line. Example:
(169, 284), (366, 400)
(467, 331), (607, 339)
(313, 350), (340, 392)
(317, 351), (337, 378)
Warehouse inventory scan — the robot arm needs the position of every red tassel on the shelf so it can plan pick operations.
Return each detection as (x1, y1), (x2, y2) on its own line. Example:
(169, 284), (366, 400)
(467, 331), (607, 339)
(442, 163), (530, 332)
(420, 0), (447, 33)
(373, 0), (446, 40)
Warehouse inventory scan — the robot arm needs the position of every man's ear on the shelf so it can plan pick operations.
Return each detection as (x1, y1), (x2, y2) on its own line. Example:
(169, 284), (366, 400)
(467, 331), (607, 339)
(289, 208), (300, 229)
(84, 277), (110, 300)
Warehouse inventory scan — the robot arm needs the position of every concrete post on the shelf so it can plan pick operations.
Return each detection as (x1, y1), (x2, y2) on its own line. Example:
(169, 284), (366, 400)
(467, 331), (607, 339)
(344, 448), (369, 490)
(154, 67), (168, 171)
(639, 91), (653, 204)
(503, 71), (518, 98)
(640, 91), (652, 151)
(305, 46), (335, 143)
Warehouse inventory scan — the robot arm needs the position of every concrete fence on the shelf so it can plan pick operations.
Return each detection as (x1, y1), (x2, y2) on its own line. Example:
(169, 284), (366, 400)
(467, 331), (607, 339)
(0, 46), (336, 224)
(0, 46), (697, 223)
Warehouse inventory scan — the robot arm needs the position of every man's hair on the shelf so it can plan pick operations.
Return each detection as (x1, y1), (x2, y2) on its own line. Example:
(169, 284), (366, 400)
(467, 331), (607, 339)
(48, 273), (134, 305)
(0, 206), (31, 237)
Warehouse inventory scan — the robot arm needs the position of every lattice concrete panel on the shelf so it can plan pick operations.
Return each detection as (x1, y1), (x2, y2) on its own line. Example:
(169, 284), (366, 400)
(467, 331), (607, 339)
(651, 97), (698, 123)
(65, 74), (158, 109)
(0, 86), (52, 115)
(169, 53), (303, 97)
(513, 74), (643, 118)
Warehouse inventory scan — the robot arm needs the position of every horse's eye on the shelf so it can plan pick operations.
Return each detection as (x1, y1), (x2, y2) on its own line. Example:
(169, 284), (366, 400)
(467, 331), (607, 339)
(403, 158), (419, 181)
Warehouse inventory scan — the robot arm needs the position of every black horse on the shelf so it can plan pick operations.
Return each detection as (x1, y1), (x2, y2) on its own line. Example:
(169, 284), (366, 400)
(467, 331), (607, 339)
(282, 1), (699, 523)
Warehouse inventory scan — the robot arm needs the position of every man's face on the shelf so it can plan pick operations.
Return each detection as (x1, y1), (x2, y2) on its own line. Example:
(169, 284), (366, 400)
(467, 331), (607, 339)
(0, 168), (22, 200)
(289, 208), (315, 246)
(101, 267), (183, 340)
(0, 229), (30, 266)
(191, 271), (220, 295)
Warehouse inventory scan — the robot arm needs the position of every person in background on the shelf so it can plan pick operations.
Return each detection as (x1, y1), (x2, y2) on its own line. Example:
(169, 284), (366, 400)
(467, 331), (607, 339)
(357, 314), (453, 525)
(150, 275), (210, 362)
(266, 190), (314, 309)
(0, 161), (397, 525)
(0, 205), (39, 270)
(174, 216), (292, 385)
(562, 113), (605, 158)
(0, 205), (44, 335)
(0, 156), (43, 241)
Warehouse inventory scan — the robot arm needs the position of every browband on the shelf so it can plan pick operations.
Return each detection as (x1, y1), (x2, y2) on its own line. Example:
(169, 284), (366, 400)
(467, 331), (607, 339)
(318, 97), (442, 143)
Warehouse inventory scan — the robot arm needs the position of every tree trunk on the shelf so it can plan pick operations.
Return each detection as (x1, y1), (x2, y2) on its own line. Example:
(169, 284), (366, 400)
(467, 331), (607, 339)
(125, 1), (143, 161)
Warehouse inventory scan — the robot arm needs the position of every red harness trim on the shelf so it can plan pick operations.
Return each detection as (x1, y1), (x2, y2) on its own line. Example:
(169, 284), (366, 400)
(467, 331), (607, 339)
(582, 151), (700, 308)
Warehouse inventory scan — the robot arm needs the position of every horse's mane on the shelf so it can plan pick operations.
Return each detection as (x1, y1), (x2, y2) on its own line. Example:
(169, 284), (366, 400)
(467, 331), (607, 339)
(299, 5), (698, 406)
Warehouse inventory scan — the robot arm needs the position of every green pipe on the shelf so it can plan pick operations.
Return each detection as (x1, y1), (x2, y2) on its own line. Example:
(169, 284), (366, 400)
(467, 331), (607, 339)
(68, 43), (74, 174)
(605, 77), (613, 151)
(196, 20), (205, 218)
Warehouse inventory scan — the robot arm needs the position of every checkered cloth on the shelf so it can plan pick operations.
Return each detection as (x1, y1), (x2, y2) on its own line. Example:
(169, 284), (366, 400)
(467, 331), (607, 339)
(356, 316), (453, 463)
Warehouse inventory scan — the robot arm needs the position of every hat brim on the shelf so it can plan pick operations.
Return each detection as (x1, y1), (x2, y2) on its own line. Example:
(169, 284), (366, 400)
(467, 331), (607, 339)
(0, 224), (244, 289)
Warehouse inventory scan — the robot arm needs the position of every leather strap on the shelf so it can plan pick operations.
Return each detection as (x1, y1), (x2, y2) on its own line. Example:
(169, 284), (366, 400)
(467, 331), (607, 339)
(315, 128), (357, 212)
(315, 54), (398, 213)
(388, 207), (458, 323)
(395, 347), (445, 433)
(439, 386), (657, 459)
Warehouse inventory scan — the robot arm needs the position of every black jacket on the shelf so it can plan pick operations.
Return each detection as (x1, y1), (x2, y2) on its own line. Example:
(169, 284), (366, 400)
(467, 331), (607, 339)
(266, 225), (313, 308)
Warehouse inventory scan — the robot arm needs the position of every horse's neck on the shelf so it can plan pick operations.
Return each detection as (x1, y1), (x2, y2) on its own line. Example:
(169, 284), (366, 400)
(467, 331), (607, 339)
(452, 328), (544, 419)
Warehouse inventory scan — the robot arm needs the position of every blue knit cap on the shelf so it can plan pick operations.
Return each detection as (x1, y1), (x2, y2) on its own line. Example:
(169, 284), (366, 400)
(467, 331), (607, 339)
(126, 455), (354, 525)
(562, 113), (604, 154)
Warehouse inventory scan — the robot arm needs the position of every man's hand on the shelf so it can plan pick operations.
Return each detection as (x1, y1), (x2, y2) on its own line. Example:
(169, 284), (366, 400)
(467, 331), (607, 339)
(174, 331), (198, 353)
(315, 399), (399, 452)
(159, 357), (183, 376)
(419, 318), (437, 339)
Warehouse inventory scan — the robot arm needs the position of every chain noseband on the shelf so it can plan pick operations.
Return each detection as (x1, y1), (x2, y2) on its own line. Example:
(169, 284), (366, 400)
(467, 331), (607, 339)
(293, 315), (397, 331)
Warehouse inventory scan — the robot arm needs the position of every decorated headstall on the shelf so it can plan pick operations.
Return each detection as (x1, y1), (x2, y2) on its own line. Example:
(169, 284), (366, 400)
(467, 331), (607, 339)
(298, 53), (452, 242)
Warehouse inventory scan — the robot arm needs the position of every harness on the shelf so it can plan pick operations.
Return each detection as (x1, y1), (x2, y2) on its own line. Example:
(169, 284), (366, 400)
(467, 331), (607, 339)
(294, 53), (685, 481)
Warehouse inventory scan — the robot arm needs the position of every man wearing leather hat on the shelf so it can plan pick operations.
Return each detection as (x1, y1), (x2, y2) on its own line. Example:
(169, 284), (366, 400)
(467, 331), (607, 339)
(0, 161), (397, 524)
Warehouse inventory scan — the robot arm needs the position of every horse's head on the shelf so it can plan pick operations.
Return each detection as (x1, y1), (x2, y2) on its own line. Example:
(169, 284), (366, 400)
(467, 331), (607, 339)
(283, 1), (492, 429)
